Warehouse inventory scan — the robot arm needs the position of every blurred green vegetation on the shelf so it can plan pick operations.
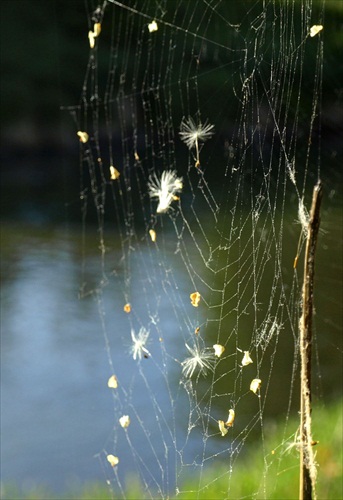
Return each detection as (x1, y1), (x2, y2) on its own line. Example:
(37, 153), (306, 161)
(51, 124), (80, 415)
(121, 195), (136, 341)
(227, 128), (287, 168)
(0, 0), (342, 137)
(2, 398), (342, 499)
(0, 0), (342, 222)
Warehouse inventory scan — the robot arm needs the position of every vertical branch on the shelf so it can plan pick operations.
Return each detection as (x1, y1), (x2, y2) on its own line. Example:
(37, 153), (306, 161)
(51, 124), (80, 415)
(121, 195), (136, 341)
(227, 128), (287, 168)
(299, 180), (322, 500)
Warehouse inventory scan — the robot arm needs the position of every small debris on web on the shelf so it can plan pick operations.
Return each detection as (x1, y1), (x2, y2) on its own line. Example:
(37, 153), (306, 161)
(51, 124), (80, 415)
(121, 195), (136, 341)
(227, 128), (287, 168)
(241, 351), (253, 366)
(213, 344), (225, 357)
(107, 375), (118, 389)
(123, 303), (131, 313)
(310, 25), (323, 37)
(88, 22), (102, 48)
(93, 23), (101, 37)
(110, 166), (120, 180)
(107, 454), (119, 467)
(190, 292), (201, 307)
(218, 420), (228, 436)
(77, 131), (89, 143)
(225, 409), (235, 427)
(119, 415), (130, 428)
(148, 20), (158, 33)
(149, 229), (157, 242)
(250, 378), (262, 395)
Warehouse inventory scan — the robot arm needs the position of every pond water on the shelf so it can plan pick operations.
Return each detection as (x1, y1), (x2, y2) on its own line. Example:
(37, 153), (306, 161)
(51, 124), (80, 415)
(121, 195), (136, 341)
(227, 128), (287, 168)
(1, 193), (342, 496)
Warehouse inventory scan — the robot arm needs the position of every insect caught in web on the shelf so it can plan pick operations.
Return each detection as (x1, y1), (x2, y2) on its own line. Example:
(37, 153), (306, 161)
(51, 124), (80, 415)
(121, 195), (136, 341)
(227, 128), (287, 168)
(179, 116), (214, 167)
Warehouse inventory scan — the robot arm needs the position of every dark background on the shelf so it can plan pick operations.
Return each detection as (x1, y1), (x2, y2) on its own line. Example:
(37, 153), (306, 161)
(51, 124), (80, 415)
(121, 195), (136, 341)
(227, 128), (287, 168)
(1, 0), (342, 225)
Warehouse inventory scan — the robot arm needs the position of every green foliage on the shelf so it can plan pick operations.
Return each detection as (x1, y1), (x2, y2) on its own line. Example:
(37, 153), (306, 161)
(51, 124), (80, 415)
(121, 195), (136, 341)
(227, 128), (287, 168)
(2, 399), (341, 499)
(177, 398), (342, 499)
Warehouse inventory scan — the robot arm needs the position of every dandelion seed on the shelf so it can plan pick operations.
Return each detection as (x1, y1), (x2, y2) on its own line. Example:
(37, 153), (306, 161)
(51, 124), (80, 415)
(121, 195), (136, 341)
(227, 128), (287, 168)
(119, 415), (130, 428)
(148, 20), (158, 32)
(225, 409), (235, 427)
(213, 344), (225, 357)
(194, 326), (200, 335)
(110, 166), (120, 180)
(190, 292), (201, 307)
(107, 375), (118, 389)
(310, 25), (323, 37)
(179, 117), (214, 167)
(148, 170), (183, 214)
(181, 343), (215, 378)
(241, 351), (253, 366)
(131, 327), (151, 361)
(107, 454), (119, 467)
(149, 229), (157, 242)
(250, 378), (262, 395)
(77, 131), (89, 143)
(218, 420), (228, 437)
(123, 303), (131, 313)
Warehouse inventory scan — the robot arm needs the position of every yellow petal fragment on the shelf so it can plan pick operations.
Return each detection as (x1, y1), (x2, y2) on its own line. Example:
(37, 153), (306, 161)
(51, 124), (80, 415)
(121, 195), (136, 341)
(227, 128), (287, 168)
(88, 31), (95, 48)
(242, 351), (253, 366)
(149, 229), (156, 242)
(110, 166), (120, 180)
(119, 415), (130, 428)
(310, 25), (323, 37)
(107, 375), (118, 389)
(213, 344), (225, 357)
(148, 20), (158, 33)
(123, 303), (131, 313)
(107, 454), (119, 467)
(218, 420), (228, 437)
(93, 23), (101, 37)
(190, 292), (201, 307)
(77, 131), (89, 143)
(250, 378), (262, 394)
(225, 409), (235, 427)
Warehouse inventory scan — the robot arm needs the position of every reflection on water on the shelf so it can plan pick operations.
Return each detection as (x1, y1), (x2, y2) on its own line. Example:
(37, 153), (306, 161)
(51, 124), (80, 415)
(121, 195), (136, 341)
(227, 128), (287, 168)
(1, 228), (115, 492)
(1, 203), (342, 495)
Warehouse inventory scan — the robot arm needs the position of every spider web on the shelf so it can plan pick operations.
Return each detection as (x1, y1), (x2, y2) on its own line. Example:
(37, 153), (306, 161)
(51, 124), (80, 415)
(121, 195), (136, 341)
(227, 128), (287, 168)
(68, 0), (331, 498)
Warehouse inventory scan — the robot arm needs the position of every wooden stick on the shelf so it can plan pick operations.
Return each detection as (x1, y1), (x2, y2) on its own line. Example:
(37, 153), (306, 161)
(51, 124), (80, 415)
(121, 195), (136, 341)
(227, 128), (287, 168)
(299, 180), (322, 500)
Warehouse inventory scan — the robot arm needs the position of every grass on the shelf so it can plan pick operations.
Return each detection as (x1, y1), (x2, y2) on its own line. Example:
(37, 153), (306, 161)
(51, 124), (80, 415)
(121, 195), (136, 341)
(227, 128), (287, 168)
(177, 398), (342, 499)
(2, 398), (342, 499)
